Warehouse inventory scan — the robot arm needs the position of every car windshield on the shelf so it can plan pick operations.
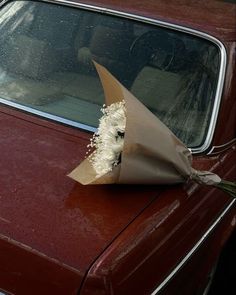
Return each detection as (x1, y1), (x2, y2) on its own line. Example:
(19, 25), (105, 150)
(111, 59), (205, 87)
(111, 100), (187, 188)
(0, 0), (220, 148)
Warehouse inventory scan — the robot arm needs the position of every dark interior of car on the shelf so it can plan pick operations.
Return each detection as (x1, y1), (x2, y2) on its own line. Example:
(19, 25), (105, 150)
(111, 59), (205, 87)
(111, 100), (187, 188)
(0, 0), (220, 148)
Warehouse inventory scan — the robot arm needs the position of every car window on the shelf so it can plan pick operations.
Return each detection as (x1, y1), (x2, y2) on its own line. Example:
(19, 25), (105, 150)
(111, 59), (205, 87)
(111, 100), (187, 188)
(0, 0), (220, 148)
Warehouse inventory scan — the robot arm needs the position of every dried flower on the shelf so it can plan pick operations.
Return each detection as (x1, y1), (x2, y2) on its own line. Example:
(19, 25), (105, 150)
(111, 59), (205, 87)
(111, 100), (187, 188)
(88, 100), (126, 178)
(69, 62), (236, 199)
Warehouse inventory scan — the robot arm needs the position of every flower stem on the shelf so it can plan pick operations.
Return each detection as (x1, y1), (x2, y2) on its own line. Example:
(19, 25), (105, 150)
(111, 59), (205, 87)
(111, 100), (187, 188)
(215, 180), (236, 199)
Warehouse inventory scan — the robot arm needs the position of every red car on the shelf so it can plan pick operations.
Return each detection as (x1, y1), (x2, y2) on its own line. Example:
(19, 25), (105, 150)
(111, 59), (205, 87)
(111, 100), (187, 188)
(0, 0), (235, 294)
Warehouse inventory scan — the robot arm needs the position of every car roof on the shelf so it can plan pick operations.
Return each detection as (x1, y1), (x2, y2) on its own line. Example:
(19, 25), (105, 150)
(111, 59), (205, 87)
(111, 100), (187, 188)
(68, 0), (236, 41)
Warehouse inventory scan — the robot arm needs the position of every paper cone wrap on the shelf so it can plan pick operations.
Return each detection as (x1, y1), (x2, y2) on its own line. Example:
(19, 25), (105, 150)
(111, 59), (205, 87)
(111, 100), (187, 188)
(68, 62), (221, 186)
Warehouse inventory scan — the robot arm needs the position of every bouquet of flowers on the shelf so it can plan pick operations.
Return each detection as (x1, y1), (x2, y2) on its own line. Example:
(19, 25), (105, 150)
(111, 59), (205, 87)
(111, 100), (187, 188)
(68, 62), (236, 198)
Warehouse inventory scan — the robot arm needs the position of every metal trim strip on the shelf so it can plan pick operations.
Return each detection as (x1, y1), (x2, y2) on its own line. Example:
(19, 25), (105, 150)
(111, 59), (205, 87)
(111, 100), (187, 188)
(207, 138), (236, 155)
(0, 98), (97, 132)
(150, 198), (236, 295)
(0, 0), (227, 154)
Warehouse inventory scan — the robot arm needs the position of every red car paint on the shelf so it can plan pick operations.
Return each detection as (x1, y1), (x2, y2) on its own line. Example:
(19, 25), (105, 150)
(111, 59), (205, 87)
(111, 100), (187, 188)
(0, 0), (235, 294)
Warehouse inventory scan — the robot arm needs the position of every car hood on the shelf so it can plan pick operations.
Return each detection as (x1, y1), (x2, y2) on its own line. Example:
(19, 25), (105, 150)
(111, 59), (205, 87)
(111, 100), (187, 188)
(0, 107), (162, 293)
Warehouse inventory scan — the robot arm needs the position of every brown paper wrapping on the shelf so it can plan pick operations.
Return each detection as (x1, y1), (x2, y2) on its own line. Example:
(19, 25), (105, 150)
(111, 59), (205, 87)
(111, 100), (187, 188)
(68, 62), (221, 186)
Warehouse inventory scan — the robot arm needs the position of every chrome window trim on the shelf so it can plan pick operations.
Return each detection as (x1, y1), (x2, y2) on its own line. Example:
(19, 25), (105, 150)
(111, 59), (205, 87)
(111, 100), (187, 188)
(150, 198), (236, 295)
(0, 0), (227, 154)
(0, 98), (97, 132)
(207, 138), (236, 155)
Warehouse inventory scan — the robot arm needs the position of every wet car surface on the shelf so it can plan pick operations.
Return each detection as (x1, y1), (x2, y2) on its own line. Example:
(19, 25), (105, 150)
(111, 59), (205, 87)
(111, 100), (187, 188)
(0, 0), (235, 294)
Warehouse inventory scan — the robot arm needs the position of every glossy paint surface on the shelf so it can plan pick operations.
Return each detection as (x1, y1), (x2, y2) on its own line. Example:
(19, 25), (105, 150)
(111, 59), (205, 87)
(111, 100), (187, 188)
(70, 0), (236, 40)
(0, 0), (235, 294)
(213, 41), (236, 148)
(0, 105), (162, 294)
(79, 151), (236, 294)
(0, 105), (235, 294)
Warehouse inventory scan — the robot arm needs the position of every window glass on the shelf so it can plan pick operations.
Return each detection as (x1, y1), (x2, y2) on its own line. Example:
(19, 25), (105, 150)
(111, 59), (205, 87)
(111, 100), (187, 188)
(0, 1), (220, 147)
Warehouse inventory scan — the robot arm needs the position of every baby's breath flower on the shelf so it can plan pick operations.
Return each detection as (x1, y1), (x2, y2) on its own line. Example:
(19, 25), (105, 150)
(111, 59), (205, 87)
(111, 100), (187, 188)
(88, 100), (126, 178)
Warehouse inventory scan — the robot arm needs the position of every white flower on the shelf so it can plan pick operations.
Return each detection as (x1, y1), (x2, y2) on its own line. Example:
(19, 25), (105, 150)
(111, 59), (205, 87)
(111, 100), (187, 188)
(88, 100), (126, 178)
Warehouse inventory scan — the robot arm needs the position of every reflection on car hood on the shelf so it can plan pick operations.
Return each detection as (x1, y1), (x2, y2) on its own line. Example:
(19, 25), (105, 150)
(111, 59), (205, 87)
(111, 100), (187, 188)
(0, 107), (162, 292)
